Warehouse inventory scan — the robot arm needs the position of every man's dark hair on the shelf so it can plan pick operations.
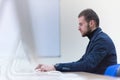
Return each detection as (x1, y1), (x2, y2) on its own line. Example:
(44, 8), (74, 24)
(78, 9), (99, 27)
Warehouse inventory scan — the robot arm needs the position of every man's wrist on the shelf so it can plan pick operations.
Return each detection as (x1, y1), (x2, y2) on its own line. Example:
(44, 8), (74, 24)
(54, 63), (60, 70)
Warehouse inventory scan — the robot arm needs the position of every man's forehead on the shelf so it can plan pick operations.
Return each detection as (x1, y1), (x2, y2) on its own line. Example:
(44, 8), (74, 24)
(78, 16), (86, 22)
(79, 16), (85, 20)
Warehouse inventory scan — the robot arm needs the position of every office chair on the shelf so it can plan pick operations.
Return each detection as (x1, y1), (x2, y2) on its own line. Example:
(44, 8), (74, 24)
(104, 64), (120, 77)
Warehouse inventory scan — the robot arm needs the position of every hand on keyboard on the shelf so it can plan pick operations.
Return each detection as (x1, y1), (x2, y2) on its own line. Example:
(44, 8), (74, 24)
(35, 64), (56, 72)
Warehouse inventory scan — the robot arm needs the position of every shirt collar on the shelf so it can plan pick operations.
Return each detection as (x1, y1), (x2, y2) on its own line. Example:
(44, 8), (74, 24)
(87, 27), (101, 40)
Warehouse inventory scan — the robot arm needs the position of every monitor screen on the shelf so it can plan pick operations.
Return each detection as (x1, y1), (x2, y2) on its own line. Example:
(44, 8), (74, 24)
(18, 0), (60, 59)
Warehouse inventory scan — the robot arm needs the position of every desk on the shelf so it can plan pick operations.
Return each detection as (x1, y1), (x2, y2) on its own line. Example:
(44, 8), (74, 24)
(63, 72), (119, 80)
(4, 71), (120, 80)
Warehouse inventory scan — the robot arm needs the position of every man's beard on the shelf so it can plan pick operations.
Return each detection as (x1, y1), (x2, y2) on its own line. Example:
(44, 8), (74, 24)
(82, 24), (92, 37)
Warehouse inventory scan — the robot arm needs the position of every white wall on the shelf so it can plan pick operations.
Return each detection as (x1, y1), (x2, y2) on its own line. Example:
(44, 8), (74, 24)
(36, 0), (120, 64)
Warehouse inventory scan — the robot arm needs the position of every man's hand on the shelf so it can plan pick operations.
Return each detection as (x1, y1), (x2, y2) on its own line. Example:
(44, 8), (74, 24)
(35, 64), (56, 72)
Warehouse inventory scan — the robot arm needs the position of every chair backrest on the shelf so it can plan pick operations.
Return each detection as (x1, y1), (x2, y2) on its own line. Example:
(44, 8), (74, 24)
(104, 64), (120, 77)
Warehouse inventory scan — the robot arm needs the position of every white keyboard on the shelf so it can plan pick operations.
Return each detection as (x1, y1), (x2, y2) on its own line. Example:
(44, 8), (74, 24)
(11, 68), (62, 76)
(34, 71), (62, 76)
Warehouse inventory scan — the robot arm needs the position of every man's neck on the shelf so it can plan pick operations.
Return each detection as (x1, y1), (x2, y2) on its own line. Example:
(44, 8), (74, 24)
(91, 26), (97, 32)
(87, 27), (98, 40)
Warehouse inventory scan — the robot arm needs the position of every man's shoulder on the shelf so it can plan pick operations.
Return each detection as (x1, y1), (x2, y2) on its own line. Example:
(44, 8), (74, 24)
(95, 32), (115, 47)
(96, 32), (112, 41)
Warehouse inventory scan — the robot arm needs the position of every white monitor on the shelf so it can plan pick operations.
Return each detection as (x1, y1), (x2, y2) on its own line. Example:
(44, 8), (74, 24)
(7, 0), (60, 76)
(17, 0), (60, 59)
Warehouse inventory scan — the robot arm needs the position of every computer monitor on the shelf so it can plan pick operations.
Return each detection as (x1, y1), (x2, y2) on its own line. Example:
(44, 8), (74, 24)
(8, 0), (60, 75)
(17, 0), (60, 61)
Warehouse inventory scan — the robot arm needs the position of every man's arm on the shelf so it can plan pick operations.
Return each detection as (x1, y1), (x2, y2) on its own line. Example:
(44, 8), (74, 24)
(54, 38), (108, 72)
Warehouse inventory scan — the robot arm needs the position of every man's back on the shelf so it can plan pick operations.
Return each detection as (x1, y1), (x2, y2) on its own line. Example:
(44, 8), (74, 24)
(86, 28), (117, 74)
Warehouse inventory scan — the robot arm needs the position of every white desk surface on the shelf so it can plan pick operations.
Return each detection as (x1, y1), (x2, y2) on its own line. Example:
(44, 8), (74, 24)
(64, 72), (119, 80)
(5, 71), (120, 80)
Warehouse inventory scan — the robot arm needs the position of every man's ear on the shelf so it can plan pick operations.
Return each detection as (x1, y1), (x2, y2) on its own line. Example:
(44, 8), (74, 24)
(89, 20), (95, 27)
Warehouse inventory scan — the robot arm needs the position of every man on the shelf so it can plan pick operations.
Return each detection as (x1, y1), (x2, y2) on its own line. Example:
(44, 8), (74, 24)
(35, 9), (117, 74)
